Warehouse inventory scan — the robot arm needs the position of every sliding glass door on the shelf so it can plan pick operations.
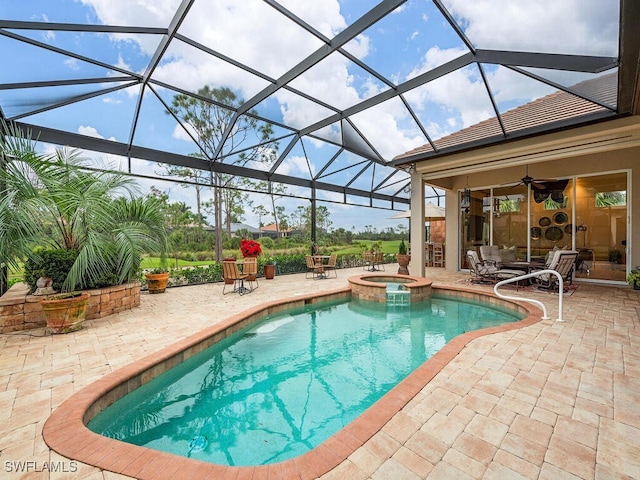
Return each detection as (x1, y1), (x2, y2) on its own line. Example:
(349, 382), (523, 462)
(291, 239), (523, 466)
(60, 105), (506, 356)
(574, 172), (627, 282)
(459, 171), (629, 282)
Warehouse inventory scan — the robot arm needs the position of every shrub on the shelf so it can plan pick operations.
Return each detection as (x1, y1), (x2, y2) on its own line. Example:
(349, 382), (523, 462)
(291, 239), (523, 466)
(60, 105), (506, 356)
(195, 251), (214, 261)
(24, 249), (124, 292)
(398, 239), (408, 255)
(260, 236), (275, 249)
(24, 249), (78, 293)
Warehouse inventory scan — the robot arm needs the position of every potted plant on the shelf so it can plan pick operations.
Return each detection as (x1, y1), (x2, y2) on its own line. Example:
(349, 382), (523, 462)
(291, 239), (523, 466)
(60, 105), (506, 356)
(397, 238), (410, 275)
(263, 257), (276, 280)
(0, 121), (169, 329)
(240, 239), (261, 281)
(144, 267), (170, 294)
(627, 270), (640, 290)
(609, 249), (623, 264)
(240, 239), (262, 258)
(25, 249), (91, 333)
(40, 291), (91, 334)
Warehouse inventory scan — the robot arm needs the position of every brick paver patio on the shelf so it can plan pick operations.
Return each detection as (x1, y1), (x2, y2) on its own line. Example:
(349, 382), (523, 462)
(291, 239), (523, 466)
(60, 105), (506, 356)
(0, 266), (638, 479)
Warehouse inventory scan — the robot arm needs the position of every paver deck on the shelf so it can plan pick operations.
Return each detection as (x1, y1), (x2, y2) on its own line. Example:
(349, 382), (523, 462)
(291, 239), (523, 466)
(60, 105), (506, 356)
(1, 266), (638, 479)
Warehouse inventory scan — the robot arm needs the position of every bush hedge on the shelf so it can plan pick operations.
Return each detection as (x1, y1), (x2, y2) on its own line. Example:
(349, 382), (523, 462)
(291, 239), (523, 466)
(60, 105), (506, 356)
(24, 248), (120, 293)
(140, 252), (393, 290)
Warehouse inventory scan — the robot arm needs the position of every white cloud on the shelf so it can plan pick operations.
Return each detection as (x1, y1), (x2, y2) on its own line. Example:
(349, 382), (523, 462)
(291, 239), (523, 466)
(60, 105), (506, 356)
(443, 0), (619, 56)
(64, 58), (80, 71)
(102, 97), (122, 105)
(172, 123), (197, 142)
(274, 154), (312, 177)
(77, 125), (116, 141)
(486, 66), (555, 105)
(404, 46), (493, 133)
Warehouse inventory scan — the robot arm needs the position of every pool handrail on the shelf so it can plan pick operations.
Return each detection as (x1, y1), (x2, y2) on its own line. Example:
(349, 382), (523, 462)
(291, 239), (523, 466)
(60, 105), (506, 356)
(493, 269), (565, 322)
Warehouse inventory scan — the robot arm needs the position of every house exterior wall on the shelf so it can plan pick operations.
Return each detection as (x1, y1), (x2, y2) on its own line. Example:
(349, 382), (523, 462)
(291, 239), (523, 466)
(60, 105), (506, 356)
(415, 116), (640, 276)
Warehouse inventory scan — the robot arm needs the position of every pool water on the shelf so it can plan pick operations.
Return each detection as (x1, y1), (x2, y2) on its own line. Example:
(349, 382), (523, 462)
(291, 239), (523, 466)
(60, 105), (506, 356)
(386, 281), (407, 291)
(88, 296), (523, 466)
(364, 277), (409, 289)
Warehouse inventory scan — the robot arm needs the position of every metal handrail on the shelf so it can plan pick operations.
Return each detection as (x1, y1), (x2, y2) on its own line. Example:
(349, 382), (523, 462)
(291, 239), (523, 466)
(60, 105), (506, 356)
(493, 269), (566, 322)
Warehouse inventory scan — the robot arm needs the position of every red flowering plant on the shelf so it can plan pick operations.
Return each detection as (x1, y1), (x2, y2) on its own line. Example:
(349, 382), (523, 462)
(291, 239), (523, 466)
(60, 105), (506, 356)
(239, 239), (262, 257)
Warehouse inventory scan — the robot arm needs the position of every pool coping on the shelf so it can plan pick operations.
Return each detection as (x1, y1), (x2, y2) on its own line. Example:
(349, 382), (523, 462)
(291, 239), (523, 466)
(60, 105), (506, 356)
(43, 284), (543, 480)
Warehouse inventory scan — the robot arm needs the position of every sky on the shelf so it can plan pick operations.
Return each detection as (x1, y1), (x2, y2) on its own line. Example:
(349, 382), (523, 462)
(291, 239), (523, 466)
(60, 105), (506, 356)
(0, 0), (620, 233)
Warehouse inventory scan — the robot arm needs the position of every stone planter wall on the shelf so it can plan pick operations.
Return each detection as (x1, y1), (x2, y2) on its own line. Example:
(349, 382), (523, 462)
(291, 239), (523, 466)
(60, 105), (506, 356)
(0, 282), (141, 333)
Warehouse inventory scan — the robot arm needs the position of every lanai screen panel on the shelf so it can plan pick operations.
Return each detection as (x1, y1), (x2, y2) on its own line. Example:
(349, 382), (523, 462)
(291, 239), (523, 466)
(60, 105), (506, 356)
(0, 0), (622, 204)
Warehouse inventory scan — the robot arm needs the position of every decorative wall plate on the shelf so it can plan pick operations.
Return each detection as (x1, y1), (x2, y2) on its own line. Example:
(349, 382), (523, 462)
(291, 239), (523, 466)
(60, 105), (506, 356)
(553, 212), (568, 225)
(539, 217), (551, 226)
(531, 227), (542, 240)
(545, 226), (563, 242)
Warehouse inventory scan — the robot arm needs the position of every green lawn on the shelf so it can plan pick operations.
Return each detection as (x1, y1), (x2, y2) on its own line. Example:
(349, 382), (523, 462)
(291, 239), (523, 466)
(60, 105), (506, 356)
(334, 240), (402, 255)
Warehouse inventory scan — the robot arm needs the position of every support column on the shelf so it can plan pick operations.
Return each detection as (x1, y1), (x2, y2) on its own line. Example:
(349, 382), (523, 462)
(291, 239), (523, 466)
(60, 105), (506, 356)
(310, 185), (317, 254)
(409, 173), (426, 277)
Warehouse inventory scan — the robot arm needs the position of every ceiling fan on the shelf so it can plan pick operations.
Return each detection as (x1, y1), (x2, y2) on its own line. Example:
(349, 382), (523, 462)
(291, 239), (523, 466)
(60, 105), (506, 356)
(509, 166), (568, 203)
(515, 165), (556, 190)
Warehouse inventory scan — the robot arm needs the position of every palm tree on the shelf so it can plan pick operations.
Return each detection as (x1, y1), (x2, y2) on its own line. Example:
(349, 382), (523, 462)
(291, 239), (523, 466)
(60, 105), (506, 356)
(0, 121), (168, 293)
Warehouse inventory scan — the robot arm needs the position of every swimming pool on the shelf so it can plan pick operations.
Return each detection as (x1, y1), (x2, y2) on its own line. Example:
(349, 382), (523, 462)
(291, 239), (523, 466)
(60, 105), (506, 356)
(87, 294), (523, 466)
(44, 284), (541, 480)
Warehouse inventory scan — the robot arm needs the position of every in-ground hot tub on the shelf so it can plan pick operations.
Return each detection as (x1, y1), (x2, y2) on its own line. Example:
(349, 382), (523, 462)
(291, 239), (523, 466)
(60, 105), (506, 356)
(348, 273), (432, 303)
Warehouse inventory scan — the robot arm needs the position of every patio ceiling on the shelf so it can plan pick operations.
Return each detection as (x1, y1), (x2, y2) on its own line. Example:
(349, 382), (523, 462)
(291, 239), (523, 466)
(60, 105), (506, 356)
(0, 0), (634, 208)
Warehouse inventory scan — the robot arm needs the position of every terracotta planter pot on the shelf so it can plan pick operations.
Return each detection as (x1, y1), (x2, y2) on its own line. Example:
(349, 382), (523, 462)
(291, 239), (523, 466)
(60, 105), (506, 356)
(263, 264), (276, 280)
(145, 272), (169, 294)
(397, 253), (411, 275)
(40, 292), (90, 334)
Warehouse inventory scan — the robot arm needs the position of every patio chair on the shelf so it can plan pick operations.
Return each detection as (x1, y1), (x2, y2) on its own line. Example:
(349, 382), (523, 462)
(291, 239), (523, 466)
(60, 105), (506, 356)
(467, 250), (499, 283)
(425, 243), (433, 267)
(479, 245), (502, 266)
(222, 260), (250, 295)
(324, 253), (338, 278)
(372, 251), (385, 271)
(467, 250), (522, 286)
(242, 256), (258, 291)
(362, 252), (374, 271)
(530, 250), (578, 291)
(432, 243), (444, 267)
(305, 255), (325, 279)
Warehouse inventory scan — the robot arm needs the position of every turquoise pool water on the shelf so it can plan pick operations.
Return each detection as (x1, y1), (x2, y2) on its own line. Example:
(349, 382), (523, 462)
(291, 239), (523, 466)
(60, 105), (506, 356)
(363, 277), (409, 290)
(88, 295), (523, 466)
